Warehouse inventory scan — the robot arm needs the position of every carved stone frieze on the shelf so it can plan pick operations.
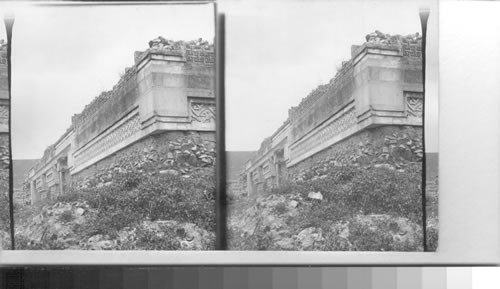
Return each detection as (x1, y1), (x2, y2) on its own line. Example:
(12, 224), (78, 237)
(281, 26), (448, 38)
(191, 102), (216, 123)
(405, 92), (423, 118)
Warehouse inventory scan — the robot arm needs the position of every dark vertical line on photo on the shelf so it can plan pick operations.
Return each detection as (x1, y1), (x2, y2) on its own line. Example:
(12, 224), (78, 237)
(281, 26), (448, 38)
(4, 14), (15, 250)
(215, 11), (227, 250)
(419, 8), (429, 252)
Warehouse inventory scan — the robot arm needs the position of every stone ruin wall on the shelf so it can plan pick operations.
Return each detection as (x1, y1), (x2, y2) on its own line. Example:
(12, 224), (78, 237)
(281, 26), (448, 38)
(289, 31), (422, 145)
(72, 39), (215, 154)
(0, 39), (9, 241)
(287, 126), (423, 179)
(26, 37), (216, 204)
(69, 38), (215, 174)
(289, 31), (423, 175)
(0, 40), (9, 195)
(0, 40), (9, 134)
(240, 31), (424, 195)
(71, 131), (215, 189)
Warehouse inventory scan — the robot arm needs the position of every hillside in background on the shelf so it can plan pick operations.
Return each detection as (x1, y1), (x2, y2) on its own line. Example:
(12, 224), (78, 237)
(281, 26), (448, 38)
(226, 151), (254, 181)
(13, 159), (38, 190)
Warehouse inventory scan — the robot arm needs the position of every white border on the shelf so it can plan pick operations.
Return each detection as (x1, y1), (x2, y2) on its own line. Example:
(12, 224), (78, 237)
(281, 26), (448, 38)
(2, 0), (500, 265)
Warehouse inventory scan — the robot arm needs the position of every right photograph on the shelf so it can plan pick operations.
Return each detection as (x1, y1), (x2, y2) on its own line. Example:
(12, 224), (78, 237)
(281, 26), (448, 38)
(225, 0), (439, 251)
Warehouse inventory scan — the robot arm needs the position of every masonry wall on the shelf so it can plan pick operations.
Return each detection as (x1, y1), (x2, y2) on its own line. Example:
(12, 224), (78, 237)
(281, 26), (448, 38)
(240, 33), (424, 196)
(0, 43), (9, 134)
(74, 69), (139, 150)
(288, 125), (423, 177)
(290, 63), (355, 142)
(27, 39), (216, 204)
(0, 43), (8, 101)
(0, 42), (10, 203)
(71, 130), (215, 187)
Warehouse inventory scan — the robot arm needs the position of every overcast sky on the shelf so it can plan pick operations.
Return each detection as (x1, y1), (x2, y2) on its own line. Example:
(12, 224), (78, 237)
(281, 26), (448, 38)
(6, 0), (438, 159)
(0, 21), (5, 41)
(221, 0), (439, 152)
(10, 3), (215, 159)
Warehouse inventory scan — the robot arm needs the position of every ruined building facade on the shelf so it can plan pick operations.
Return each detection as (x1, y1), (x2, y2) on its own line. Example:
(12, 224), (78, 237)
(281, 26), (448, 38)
(0, 40), (9, 180)
(27, 38), (215, 204)
(240, 32), (424, 195)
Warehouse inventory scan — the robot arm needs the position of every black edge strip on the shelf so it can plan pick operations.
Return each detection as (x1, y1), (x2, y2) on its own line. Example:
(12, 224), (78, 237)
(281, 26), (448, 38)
(5, 15), (15, 250)
(215, 10), (226, 250)
(420, 8), (430, 252)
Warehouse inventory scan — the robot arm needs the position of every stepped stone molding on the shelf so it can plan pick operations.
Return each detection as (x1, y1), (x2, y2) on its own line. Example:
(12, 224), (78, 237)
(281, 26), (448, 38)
(27, 37), (215, 205)
(73, 111), (141, 172)
(290, 106), (356, 161)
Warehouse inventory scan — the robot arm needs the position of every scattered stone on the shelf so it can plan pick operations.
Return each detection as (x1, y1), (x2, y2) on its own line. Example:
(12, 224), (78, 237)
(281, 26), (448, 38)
(296, 227), (323, 250)
(276, 238), (295, 250)
(159, 169), (179, 176)
(307, 191), (323, 200)
(374, 163), (395, 170)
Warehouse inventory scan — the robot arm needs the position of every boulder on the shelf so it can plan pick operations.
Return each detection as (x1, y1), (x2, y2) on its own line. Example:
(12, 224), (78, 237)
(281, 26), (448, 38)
(307, 191), (323, 200)
(159, 169), (179, 176)
(296, 227), (323, 250)
(275, 238), (294, 250)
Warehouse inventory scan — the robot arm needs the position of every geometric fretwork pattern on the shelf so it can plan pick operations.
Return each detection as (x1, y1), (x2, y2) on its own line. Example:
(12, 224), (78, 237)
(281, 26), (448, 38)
(405, 91), (423, 122)
(291, 107), (357, 159)
(74, 113), (141, 166)
(191, 102), (216, 123)
(402, 42), (422, 58)
(0, 105), (8, 122)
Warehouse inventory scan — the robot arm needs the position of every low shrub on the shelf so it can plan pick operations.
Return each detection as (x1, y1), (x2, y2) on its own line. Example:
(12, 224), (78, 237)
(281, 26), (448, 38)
(132, 227), (181, 250)
(0, 167), (10, 233)
(58, 210), (75, 223)
(273, 202), (287, 215)
(58, 169), (216, 235)
(0, 192), (10, 232)
(288, 163), (423, 225)
(348, 220), (397, 251)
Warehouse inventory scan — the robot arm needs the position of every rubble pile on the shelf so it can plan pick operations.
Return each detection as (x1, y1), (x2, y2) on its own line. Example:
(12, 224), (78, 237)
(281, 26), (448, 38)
(15, 133), (216, 250)
(148, 37), (213, 51)
(365, 30), (421, 45)
(294, 131), (422, 182)
(228, 129), (424, 251)
(75, 135), (215, 190)
(228, 192), (422, 251)
(15, 201), (214, 250)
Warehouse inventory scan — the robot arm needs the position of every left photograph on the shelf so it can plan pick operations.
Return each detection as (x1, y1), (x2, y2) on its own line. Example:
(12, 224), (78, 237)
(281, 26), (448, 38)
(11, 3), (216, 250)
